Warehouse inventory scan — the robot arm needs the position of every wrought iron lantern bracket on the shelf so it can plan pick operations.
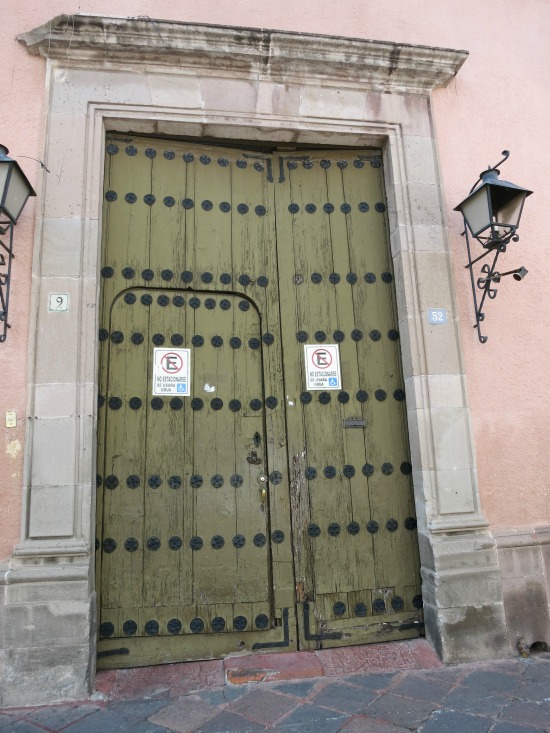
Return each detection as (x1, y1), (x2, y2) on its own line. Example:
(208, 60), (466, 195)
(0, 221), (15, 342)
(456, 150), (532, 343)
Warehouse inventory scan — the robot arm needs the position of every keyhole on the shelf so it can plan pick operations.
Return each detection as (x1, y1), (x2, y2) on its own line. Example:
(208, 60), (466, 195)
(254, 432), (261, 448)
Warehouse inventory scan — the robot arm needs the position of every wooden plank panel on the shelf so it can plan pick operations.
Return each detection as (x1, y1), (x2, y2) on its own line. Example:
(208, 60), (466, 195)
(324, 155), (376, 593)
(191, 147), (233, 282)
(140, 297), (189, 608)
(272, 160), (314, 605)
(149, 139), (188, 279)
(341, 157), (420, 605)
(282, 157), (355, 596)
(228, 154), (294, 610)
(101, 295), (149, 610)
(190, 294), (239, 605)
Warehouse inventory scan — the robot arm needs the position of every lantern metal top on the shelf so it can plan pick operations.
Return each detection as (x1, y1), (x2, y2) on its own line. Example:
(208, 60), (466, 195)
(454, 167), (533, 216)
(453, 150), (532, 250)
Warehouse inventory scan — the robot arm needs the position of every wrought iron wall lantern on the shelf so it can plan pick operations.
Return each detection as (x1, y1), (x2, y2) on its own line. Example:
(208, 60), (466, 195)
(454, 150), (532, 343)
(0, 145), (36, 342)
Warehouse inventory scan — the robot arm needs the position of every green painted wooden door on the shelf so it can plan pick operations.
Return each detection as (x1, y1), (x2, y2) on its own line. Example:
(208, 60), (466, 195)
(96, 138), (422, 667)
(275, 151), (423, 648)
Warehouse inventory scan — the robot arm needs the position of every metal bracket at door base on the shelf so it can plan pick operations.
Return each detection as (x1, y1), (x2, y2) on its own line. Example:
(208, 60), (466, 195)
(97, 647), (129, 658)
(399, 621), (425, 632)
(303, 602), (343, 641)
(252, 608), (290, 649)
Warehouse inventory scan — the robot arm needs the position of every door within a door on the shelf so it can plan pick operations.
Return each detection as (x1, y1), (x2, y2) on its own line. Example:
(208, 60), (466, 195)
(96, 139), (294, 667)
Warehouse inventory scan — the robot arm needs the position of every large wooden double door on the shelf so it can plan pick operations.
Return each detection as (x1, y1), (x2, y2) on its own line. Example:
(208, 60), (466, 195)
(96, 137), (422, 667)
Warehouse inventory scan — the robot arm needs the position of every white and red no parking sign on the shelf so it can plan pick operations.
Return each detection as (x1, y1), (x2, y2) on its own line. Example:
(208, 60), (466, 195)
(152, 348), (191, 396)
(304, 344), (342, 390)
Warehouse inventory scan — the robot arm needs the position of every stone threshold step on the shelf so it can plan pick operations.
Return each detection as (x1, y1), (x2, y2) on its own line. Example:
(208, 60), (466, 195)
(95, 639), (441, 701)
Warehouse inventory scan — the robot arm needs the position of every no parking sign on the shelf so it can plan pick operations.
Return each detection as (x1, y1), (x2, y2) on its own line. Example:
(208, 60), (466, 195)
(152, 348), (191, 396)
(304, 344), (342, 390)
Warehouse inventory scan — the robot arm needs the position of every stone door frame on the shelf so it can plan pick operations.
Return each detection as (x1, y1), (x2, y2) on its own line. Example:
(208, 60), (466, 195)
(2, 15), (509, 706)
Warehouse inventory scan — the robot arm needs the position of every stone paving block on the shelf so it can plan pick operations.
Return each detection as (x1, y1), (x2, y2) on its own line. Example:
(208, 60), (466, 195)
(474, 659), (526, 677)
(274, 703), (348, 733)
(363, 693), (437, 728)
(389, 671), (457, 703)
(149, 694), (219, 733)
(490, 722), (548, 733)
(94, 669), (117, 697)
(524, 660), (550, 683)
(316, 639), (441, 677)
(419, 709), (493, 733)
(193, 711), (267, 733)
(309, 682), (378, 714)
(1, 722), (47, 733)
(343, 673), (396, 691)
(461, 670), (521, 694)
(339, 717), (412, 733)
(227, 688), (297, 725)
(440, 686), (510, 716)
(499, 699), (550, 729)
(0, 713), (27, 729)
(106, 699), (171, 719)
(25, 704), (99, 730)
(123, 722), (172, 733)
(198, 687), (250, 706)
(62, 708), (170, 732)
(514, 679), (550, 702)
(111, 661), (224, 700)
(270, 680), (319, 698)
(224, 652), (323, 685)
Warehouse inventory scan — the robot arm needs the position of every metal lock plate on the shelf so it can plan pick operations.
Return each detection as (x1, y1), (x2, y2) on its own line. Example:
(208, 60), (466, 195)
(343, 418), (366, 428)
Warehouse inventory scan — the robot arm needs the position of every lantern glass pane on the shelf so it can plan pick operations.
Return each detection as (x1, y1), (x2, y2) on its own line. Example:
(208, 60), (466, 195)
(461, 186), (491, 237)
(493, 190), (527, 228)
(0, 163), (10, 212)
(1, 167), (30, 223)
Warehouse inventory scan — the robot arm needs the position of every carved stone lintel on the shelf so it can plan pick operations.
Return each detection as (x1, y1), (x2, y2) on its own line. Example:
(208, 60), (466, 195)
(18, 14), (468, 94)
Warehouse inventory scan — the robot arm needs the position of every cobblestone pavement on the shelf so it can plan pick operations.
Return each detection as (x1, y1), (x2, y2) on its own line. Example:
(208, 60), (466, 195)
(1, 641), (549, 732)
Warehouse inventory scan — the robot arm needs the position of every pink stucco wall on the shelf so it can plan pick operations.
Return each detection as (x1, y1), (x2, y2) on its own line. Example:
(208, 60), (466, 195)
(2, 0), (549, 560)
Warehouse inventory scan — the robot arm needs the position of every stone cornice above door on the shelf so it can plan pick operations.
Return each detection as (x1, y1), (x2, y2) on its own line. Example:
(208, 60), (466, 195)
(18, 14), (468, 95)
